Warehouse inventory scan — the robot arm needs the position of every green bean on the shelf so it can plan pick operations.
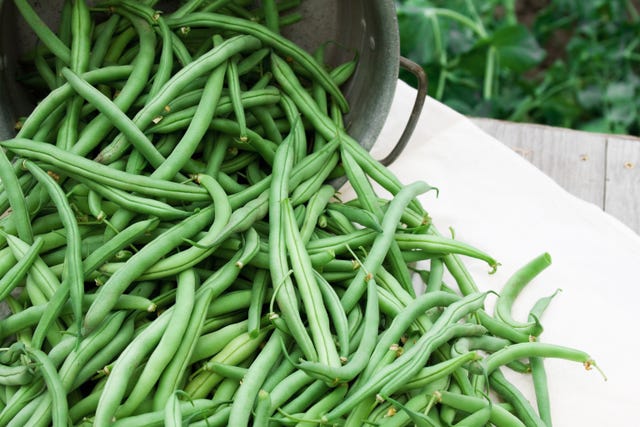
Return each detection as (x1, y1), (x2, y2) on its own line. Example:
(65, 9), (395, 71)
(400, 352), (480, 392)
(251, 106), (283, 145)
(33, 46), (58, 91)
(329, 57), (358, 86)
(207, 362), (248, 381)
(185, 329), (269, 399)
(261, 0), (280, 33)
(267, 370), (315, 415)
(270, 53), (426, 214)
(200, 0), (234, 13)
(452, 405), (492, 427)
(494, 253), (552, 337)
(99, 187), (262, 281)
(13, 0), (71, 64)
(149, 16), (174, 98)
(248, 269), (269, 337)
(209, 119), (278, 165)
(16, 65), (131, 139)
(206, 290), (254, 317)
(167, 13), (348, 112)
(2, 139), (209, 201)
(296, 276), (378, 385)
(0, 149), (33, 243)
(82, 217), (158, 275)
(0, 236), (44, 302)
(97, 35), (262, 164)
(117, 269), (197, 417)
(212, 377), (240, 403)
(341, 181), (433, 312)
(395, 233), (499, 272)
(89, 15), (121, 69)
(313, 270), (350, 361)
(276, 380), (329, 421)
(253, 390), (271, 427)
(475, 310), (531, 344)
(283, 197), (341, 367)
(325, 208), (357, 235)
(529, 356), (552, 426)
(163, 392), (182, 427)
(471, 342), (597, 376)
(62, 66), (167, 167)
(110, 399), (222, 427)
(58, 311), (127, 392)
(71, 317), (136, 392)
(170, 0), (210, 19)
(57, 0), (91, 152)
(0, 364), (34, 387)
(340, 147), (413, 295)
(92, 310), (172, 426)
(325, 293), (489, 420)
(327, 203), (382, 233)
(228, 329), (289, 426)
(363, 291), (460, 381)
(80, 179), (192, 220)
(268, 136), (316, 362)
(73, 14), (157, 157)
(151, 55), (226, 180)
(153, 286), (214, 410)
(83, 206), (213, 331)
(183, 406), (232, 427)
(435, 391), (526, 427)
(6, 394), (45, 427)
(24, 161), (84, 343)
(103, 26), (137, 65)
(489, 369), (546, 427)
(20, 347), (68, 427)
(226, 54), (249, 141)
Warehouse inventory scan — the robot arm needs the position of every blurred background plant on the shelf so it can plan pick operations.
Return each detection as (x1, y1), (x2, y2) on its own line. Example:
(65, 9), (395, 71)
(396, 0), (640, 135)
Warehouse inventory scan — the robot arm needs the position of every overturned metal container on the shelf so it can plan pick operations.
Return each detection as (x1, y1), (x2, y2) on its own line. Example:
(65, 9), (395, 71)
(0, 0), (425, 164)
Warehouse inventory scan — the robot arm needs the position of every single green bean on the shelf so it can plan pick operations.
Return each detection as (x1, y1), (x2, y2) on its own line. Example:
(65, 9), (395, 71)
(13, 0), (71, 64)
(0, 236), (44, 301)
(494, 253), (552, 337)
(20, 347), (68, 427)
(228, 329), (289, 426)
(283, 197), (341, 367)
(489, 368), (547, 427)
(0, 149), (33, 243)
(470, 342), (597, 376)
(24, 160), (84, 343)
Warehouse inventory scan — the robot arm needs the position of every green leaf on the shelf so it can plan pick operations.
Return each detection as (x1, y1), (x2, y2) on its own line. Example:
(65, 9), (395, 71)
(398, 9), (438, 65)
(605, 82), (636, 103)
(579, 118), (612, 133)
(577, 85), (602, 110)
(486, 24), (546, 72)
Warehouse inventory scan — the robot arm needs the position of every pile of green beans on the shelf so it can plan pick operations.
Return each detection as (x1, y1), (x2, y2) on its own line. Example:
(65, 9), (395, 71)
(0, 1), (600, 426)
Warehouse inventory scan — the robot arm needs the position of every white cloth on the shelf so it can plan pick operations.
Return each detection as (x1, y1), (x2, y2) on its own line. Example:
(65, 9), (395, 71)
(349, 81), (640, 425)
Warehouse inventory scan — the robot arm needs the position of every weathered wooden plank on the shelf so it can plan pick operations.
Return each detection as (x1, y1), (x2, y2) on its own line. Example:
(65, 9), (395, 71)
(604, 137), (640, 233)
(471, 118), (607, 208)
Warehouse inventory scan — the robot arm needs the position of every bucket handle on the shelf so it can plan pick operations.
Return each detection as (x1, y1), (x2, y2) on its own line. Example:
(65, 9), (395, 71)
(379, 56), (428, 166)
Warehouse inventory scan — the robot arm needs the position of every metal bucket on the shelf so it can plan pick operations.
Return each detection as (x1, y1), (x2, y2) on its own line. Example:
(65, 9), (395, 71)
(0, 0), (426, 164)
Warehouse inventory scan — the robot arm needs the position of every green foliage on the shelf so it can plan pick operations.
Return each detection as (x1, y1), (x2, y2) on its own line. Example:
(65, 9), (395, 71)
(397, 0), (640, 135)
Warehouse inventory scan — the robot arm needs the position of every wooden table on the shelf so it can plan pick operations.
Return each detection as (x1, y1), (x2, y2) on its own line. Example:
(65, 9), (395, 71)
(471, 118), (640, 235)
